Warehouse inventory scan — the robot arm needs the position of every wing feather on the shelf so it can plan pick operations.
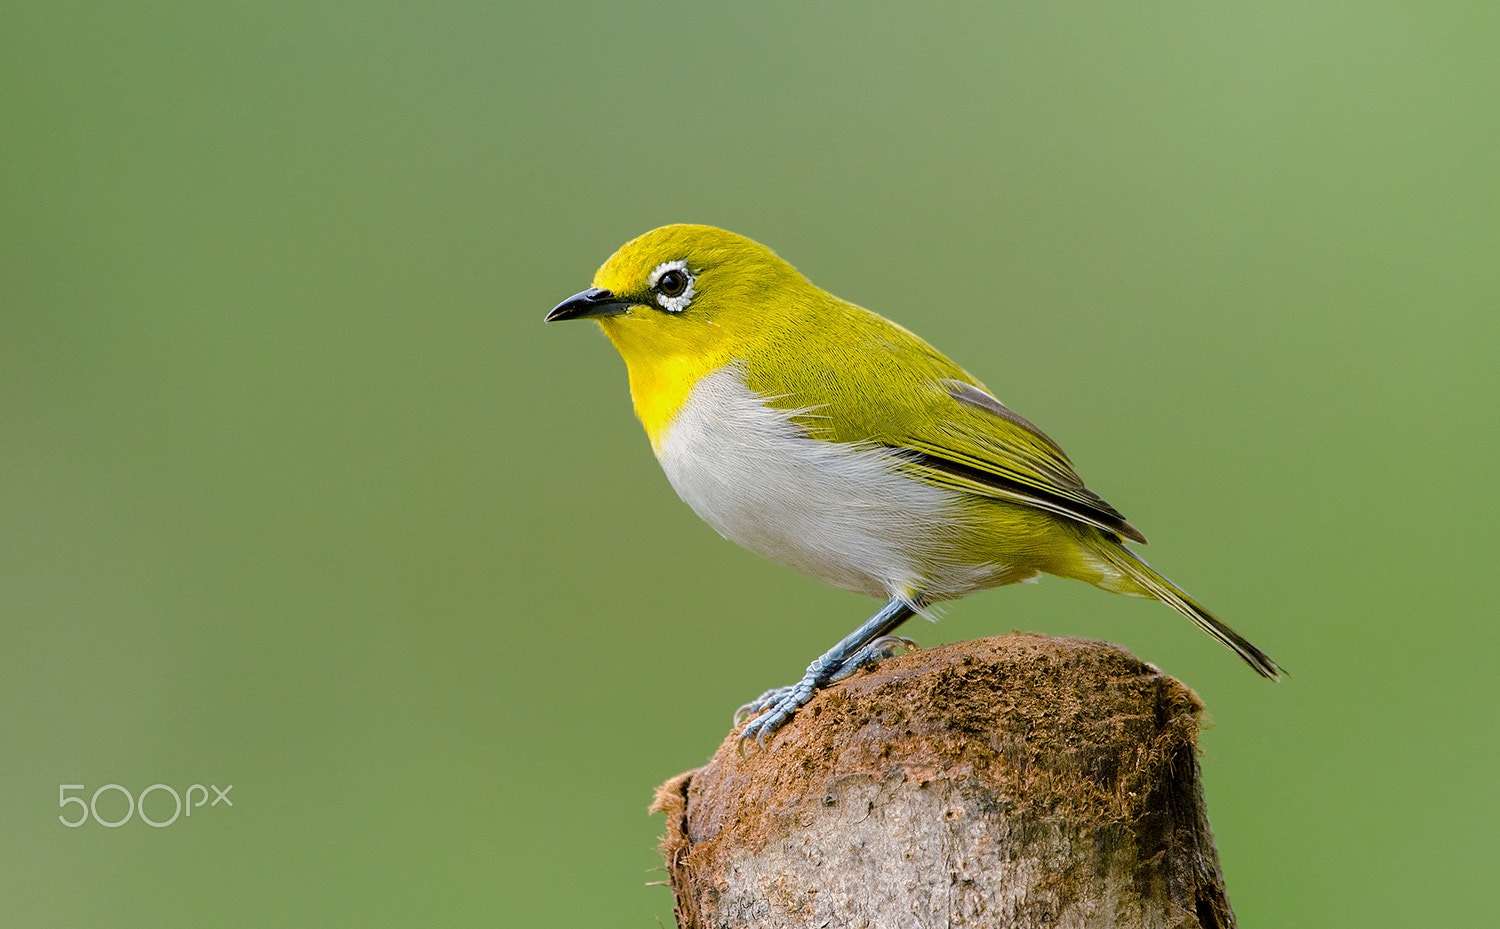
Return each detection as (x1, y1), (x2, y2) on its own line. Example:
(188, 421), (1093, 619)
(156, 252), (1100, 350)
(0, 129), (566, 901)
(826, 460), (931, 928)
(890, 380), (1147, 545)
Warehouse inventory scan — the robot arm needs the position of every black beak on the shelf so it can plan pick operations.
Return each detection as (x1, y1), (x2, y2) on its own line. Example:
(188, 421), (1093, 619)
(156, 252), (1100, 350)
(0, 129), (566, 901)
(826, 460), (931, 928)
(545, 287), (636, 322)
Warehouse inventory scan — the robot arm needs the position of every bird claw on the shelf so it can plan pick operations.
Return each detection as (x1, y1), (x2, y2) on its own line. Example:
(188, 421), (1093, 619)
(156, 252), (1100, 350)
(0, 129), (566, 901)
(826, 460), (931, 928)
(733, 685), (798, 726)
(736, 687), (811, 751)
(734, 637), (921, 750)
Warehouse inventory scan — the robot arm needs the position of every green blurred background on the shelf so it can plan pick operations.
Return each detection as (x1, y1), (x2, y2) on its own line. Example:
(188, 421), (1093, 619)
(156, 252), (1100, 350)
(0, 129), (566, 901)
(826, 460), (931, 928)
(3, 2), (1496, 925)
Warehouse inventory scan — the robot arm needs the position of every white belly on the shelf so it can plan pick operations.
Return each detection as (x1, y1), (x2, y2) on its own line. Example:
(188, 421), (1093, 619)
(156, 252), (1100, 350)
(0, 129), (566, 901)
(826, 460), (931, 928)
(654, 365), (997, 600)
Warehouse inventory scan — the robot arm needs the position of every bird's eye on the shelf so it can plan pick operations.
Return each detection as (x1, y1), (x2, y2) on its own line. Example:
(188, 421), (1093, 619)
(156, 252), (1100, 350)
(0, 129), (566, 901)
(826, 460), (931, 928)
(657, 269), (688, 297)
(648, 260), (696, 313)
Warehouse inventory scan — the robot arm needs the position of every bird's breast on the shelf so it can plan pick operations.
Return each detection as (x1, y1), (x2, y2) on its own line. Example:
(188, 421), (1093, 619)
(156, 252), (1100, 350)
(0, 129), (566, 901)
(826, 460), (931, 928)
(652, 365), (995, 599)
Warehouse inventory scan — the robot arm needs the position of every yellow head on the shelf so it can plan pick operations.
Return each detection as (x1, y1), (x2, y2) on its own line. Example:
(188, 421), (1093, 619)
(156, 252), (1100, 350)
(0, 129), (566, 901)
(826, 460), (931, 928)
(546, 224), (829, 442)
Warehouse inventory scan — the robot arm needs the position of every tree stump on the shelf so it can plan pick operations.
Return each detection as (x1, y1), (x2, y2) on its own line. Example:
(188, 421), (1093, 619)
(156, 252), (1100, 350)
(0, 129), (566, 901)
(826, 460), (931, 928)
(651, 633), (1236, 928)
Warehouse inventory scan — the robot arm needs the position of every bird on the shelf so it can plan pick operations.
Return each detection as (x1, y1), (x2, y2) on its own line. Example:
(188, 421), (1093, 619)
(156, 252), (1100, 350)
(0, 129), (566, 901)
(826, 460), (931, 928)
(545, 224), (1279, 745)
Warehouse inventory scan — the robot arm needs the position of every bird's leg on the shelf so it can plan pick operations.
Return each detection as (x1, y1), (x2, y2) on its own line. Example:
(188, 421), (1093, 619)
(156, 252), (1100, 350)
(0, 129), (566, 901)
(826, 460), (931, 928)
(731, 634), (917, 727)
(737, 596), (921, 746)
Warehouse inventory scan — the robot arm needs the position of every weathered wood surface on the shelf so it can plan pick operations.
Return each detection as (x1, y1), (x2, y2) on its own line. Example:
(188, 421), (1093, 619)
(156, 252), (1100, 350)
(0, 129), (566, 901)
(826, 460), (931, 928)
(652, 633), (1236, 928)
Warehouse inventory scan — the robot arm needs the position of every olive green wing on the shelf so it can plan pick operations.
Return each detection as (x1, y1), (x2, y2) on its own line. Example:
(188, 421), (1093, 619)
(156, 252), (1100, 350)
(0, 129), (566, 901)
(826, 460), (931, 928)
(890, 378), (1147, 545)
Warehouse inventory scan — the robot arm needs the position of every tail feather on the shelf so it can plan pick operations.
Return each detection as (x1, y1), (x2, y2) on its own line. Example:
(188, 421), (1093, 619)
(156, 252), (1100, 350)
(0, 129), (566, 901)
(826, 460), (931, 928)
(1097, 543), (1281, 680)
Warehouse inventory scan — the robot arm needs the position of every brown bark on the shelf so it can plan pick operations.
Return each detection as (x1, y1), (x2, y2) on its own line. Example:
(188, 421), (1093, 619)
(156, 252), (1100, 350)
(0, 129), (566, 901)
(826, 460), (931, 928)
(651, 633), (1235, 928)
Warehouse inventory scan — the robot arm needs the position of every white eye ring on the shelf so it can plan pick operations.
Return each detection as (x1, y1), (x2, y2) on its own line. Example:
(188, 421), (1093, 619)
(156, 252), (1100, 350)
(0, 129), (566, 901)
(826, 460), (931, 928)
(648, 259), (696, 313)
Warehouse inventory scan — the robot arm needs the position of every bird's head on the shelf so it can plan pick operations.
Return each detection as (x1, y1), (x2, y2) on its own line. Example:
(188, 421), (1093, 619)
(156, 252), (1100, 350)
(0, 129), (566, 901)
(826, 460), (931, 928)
(546, 224), (812, 367)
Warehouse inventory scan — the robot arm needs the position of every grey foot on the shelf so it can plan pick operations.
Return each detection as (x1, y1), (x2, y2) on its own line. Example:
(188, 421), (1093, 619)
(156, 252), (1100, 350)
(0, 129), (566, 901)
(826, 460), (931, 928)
(735, 636), (921, 747)
(734, 596), (924, 748)
(738, 681), (816, 747)
(734, 685), (797, 726)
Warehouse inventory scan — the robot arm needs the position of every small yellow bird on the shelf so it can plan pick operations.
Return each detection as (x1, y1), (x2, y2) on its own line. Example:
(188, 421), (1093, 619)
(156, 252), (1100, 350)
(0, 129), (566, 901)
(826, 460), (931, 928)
(547, 225), (1278, 743)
